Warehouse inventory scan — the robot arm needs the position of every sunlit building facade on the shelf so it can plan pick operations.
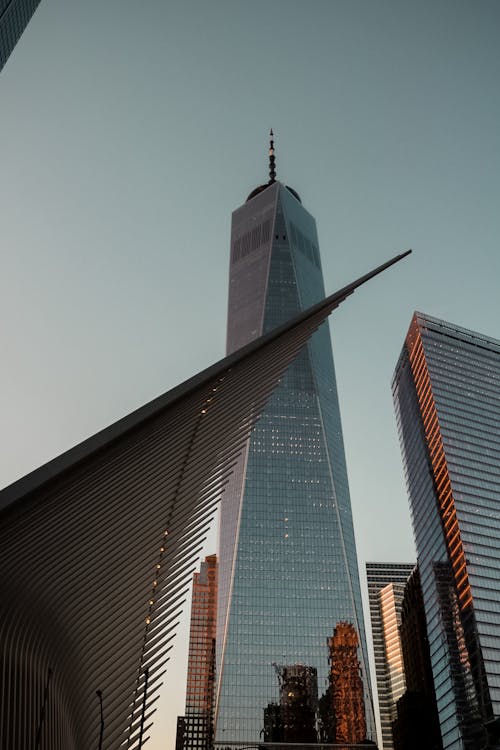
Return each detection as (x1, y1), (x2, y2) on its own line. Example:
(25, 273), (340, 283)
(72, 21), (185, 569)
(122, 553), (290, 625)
(379, 585), (406, 711)
(393, 312), (500, 750)
(366, 562), (414, 749)
(176, 555), (218, 750)
(215, 141), (375, 744)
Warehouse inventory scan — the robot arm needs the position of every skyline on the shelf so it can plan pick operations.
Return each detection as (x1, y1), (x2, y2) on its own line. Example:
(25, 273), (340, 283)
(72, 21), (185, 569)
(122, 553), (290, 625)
(0, 237), (405, 749)
(1, 2), (500, 747)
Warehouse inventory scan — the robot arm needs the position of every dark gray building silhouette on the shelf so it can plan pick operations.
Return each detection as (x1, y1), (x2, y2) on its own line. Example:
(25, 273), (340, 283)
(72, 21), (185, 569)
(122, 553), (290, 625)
(392, 566), (443, 750)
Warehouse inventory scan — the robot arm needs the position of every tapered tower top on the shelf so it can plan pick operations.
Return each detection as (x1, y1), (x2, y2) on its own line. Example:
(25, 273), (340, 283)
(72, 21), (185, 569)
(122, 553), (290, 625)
(246, 130), (301, 203)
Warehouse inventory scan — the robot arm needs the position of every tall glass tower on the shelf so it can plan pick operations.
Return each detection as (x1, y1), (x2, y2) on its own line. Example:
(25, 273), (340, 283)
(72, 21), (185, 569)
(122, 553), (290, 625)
(215, 135), (375, 745)
(176, 555), (218, 750)
(366, 562), (414, 750)
(393, 312), (500, 750)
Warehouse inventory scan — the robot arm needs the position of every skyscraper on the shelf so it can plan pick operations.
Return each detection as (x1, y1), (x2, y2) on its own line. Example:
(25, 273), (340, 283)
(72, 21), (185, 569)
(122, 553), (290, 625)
(393, 312), (500, 750)
(366, 562), (414, 750)
(215, 134), (375, 744)
(176, 555), (218, 750)
(392, 566), (443, 750)
(0, 243), (408, 749)
(0, 0), (42, 71)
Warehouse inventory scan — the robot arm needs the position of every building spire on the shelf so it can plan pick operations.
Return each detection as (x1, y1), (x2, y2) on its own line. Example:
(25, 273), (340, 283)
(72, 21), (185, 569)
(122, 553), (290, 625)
(268, 128), (276, 184)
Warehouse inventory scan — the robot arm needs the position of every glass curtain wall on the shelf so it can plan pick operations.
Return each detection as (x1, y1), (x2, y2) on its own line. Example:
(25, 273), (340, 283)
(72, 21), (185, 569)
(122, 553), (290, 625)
(216, 182), (374, 744)
(393, 313), (500, 750)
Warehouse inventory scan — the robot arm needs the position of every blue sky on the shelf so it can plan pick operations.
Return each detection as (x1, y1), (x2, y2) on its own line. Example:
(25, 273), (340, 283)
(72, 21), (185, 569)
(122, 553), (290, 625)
(1, 1), (499, 746)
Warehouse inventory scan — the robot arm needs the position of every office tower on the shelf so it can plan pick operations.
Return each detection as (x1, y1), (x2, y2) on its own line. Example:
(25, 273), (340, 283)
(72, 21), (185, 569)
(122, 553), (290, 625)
(215, 134), (376, 744)
(0, 242), (408, 749)
(176, 555), (218, 750)
(393, 312), (500, 750)
(0, 0), (41, 71)
(392, 566), (443, 750)
(366, 562), (414, 750)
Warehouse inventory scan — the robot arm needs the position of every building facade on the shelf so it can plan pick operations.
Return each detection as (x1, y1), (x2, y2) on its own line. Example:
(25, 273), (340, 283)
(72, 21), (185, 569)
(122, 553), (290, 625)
(0, 203), (407, 747)
(215, 141), (375, 744)
(366, 562), (414, 749)
(177, 555), (218, 750)
(393, 312), (500, 750)
(0, 0), (41, 71)
(392, 566), (443, 750)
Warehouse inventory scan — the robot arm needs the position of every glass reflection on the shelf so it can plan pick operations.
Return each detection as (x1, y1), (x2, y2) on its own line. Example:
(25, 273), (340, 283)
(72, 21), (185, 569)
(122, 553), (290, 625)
(260, 622), (368, 746)
(217, 183), (375, 745)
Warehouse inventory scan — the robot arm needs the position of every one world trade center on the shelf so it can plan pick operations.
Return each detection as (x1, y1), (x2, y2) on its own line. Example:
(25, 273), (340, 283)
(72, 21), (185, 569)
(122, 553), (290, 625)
(215, 134), (375, 745)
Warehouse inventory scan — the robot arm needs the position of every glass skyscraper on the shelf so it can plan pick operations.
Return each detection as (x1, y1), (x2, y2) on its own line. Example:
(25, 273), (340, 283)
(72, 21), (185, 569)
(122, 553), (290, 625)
(393, 312), (500, 750)
(215, 141), (375, 745)
(366, 562), (414, 750)
(392, 566), (443, 750)
(176, 555), (218, 750)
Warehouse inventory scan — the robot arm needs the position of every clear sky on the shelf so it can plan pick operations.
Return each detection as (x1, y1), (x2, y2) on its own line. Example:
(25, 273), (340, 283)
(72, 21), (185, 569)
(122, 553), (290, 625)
(1, 1), (499, 747)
